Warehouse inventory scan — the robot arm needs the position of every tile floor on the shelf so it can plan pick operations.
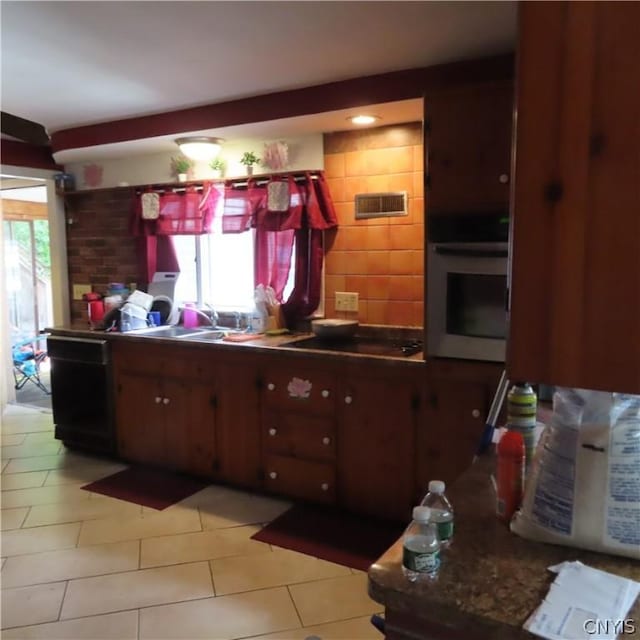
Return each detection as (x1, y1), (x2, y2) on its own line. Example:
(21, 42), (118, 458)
(1, 404), (383, 639)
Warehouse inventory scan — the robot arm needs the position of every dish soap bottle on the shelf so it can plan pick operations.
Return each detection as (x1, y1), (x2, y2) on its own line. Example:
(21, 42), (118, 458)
(420, 480), (454, 548)
(402, 506), (440, 582)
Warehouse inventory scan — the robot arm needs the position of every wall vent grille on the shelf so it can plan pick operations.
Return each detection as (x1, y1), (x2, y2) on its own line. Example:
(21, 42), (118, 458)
(354, 192), (408, 219)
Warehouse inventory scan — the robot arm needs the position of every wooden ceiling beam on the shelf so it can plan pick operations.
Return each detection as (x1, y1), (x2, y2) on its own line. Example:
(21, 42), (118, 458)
(1, 111), (49, 146)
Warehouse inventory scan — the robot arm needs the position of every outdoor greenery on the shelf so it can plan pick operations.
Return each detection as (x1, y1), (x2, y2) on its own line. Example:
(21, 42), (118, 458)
(4, 220), (51, 277)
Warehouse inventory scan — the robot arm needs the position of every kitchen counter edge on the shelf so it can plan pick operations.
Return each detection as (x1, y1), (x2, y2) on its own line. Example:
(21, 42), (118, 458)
(45, 327), (426, 368)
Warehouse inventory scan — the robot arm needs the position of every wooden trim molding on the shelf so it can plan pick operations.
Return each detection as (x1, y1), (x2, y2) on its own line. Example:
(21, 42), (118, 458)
(2, 199), (48, 220)
(51, 53), (514, 154)
(1, 139), (62, 171)
(1, 111), (49, 146)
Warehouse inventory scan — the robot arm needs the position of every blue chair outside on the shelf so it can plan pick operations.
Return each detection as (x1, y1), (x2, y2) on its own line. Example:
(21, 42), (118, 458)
(12, 335), (51, 395)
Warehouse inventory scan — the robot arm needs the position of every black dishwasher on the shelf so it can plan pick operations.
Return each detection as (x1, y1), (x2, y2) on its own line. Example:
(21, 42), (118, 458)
(47, 336), (115, 454)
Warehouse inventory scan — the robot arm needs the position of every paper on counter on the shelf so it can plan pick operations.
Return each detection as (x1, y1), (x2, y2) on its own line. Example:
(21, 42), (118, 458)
(524, 561), (640, 640)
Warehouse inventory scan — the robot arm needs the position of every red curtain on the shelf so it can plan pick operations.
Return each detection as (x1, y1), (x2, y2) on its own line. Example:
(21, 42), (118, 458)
(251, 172), (337, 322)
(131, 184), (220, 286)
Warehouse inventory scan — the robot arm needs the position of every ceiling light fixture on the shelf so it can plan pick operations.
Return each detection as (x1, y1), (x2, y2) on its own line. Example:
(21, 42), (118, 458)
(349, 115), (379, 126)
(175, 136), (224, 161)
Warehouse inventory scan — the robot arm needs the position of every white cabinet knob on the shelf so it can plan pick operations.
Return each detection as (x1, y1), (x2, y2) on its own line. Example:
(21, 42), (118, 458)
(321, 389), (330, 398)
(267, 383), (275, 391)
(344, 395), (353, 405)
(269, 471), (278, 480)
(499, 173), (509, 184)
(472, 409), (480, 418)
(163, 397), (170, 405)
(321, 483), (329, 491)
(322, 436), (331, 445)
(154, 396), (162, 404)
(268, 428), (277, 436)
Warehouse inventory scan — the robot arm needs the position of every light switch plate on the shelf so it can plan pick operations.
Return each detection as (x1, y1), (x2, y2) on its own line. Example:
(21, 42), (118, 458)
(72, 284), (92, 300)
(335, 291), (359, 312)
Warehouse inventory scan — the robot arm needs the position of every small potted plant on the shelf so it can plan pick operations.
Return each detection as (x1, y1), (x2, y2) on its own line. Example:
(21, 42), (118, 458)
(240, 151), (260, 176)
(209, 157), (226, 179)
(171, 156), (193, 182)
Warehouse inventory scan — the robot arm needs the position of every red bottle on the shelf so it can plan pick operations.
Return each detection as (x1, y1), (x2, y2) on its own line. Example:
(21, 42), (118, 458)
(496, 430), (525, 523)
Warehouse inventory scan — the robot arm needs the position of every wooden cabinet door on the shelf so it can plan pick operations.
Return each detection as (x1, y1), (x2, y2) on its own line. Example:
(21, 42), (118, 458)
(508, 2), (640, 393)
(115, 371), (166, 466)
(338, 374), (418, 522)
(215, 359), (261, 488)
(417, 379), (487, 492)
(425, 83), (513, 214)
(163, 377), (217, 478)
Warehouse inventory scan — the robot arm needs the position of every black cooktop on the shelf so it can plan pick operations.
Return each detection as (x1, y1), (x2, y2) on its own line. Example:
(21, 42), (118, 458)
(287, 336), (423, 357)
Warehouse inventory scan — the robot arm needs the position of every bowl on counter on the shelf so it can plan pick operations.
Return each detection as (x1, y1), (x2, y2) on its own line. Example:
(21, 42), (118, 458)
(311, 318), (359, 339)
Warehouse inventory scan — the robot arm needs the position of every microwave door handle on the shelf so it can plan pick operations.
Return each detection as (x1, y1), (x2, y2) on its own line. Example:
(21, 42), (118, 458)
(434, 246), (509, 258)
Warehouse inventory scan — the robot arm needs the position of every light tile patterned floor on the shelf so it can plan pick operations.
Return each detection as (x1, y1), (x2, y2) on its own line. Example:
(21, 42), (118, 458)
(1, 404), (383, 639)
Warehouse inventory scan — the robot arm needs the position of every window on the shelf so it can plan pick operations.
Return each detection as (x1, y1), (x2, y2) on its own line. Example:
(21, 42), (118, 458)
(173, 216), (295, 312)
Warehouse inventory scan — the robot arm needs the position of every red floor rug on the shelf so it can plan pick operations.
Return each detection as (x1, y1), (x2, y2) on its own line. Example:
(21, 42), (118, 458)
(251, 503), (405, 571)
(82, 466), (209, 510)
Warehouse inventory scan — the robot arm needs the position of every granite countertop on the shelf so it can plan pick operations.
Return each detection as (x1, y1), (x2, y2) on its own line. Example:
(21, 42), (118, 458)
(45, 325), (426, 367)
(368, 454), (640, 639)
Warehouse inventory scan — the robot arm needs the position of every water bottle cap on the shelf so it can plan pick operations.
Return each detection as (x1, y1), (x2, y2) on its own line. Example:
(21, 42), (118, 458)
(412, 506), (431, 522)
(428, 480), (445, 494)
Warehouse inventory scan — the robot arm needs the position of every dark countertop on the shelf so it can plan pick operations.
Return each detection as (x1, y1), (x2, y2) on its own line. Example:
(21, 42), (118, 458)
(45, 325), (426, 368)
(368, 454), (640, 639)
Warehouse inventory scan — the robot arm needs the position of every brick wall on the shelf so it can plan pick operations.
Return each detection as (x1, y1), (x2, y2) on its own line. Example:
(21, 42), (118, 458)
(65, 189), (139, 324)
(323, 123), (424, 327)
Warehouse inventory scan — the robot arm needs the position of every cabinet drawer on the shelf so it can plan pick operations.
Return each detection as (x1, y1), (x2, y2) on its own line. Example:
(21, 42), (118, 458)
(263, 367), (336, 415)
(113, 343), (204, 380)
(263, 454), (336, 504)
(263, 411), (335, 462)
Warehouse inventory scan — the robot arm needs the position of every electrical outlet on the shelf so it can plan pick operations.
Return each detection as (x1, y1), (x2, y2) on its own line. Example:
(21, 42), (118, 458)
(72, 284), (92, 300)
(335, 291), (359, 312)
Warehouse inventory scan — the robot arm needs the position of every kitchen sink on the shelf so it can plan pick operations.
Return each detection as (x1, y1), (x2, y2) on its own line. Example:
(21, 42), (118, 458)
(128, 326), (243, 341)
(179, 330), (226, 342)
(128, 326), (216, 339)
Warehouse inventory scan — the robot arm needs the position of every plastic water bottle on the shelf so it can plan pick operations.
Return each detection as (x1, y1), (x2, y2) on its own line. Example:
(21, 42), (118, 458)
(420, 480), (454, 548)
(401, 506), (440, 582)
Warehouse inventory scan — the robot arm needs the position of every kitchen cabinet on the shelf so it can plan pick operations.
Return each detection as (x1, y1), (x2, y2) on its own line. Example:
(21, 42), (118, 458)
(113, 343), (218, 476)
(424, 82), (513, 215)
(416, 360), (502, 494)
(338, 365), (420, 522)
(508, 2), (640, 394)
(214, 357), (261, 489)
(260, 357), (338, 504)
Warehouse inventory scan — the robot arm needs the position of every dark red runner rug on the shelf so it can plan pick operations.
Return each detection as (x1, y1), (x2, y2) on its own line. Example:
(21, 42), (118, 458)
(251, 503), (405, 571)
(82, 466), (208, 510)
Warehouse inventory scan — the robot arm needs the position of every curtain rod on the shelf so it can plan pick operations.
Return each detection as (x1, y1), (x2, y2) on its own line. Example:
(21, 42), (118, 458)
(134, 170), (322, 195)
(227, 171), (321, 189)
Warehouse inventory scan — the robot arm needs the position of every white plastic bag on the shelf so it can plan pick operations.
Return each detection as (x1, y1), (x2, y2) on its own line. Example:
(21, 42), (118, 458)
(511, 388), (640, 559)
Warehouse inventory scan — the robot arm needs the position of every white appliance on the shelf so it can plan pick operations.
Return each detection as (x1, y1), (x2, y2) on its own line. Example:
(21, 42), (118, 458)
(148, 271), (179, 300)
(426, 211), (509, 362)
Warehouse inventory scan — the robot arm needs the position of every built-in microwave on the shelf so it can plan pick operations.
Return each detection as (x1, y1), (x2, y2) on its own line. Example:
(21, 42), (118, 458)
(427, 212), (509, 362)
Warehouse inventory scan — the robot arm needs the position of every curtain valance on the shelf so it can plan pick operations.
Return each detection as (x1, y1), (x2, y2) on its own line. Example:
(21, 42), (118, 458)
(221, 171), (338, 234)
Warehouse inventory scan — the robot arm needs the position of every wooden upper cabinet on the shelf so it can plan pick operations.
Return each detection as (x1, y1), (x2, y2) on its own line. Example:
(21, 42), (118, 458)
(508, 2), (640, 393)
(425, 82), (514, 214)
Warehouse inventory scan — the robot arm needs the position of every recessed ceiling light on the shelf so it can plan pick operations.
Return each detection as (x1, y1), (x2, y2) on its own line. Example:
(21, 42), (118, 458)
(349, 115), (379, 126)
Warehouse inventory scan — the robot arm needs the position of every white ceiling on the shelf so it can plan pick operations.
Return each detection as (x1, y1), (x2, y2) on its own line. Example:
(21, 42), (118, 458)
(1, 1), (517, 159)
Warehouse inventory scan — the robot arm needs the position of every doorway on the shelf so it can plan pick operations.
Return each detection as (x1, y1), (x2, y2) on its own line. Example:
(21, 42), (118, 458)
(2, 179), (53, 409)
